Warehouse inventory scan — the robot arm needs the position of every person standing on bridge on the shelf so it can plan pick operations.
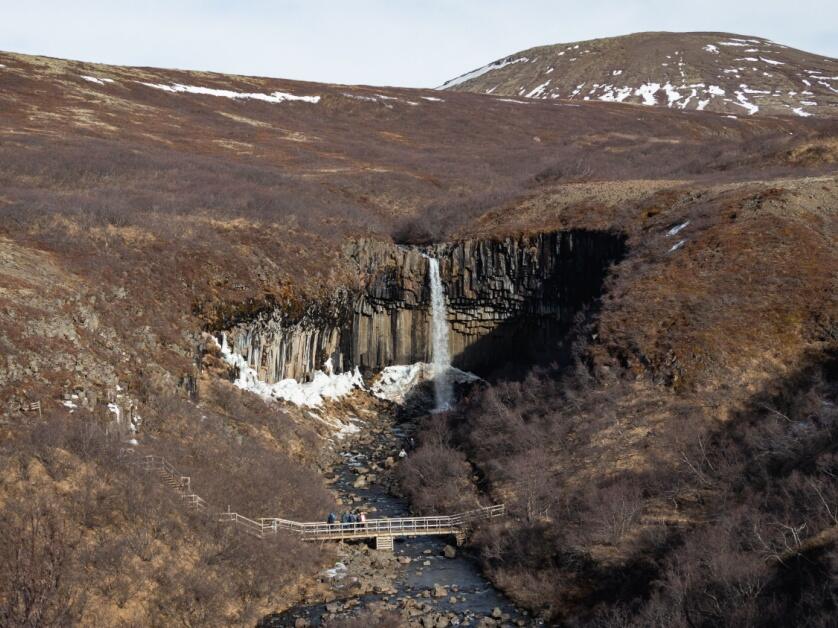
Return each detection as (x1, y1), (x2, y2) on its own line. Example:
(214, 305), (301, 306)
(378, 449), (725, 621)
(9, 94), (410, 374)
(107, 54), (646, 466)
(359, 511), (367, 529)
(327, 512), (336, 525)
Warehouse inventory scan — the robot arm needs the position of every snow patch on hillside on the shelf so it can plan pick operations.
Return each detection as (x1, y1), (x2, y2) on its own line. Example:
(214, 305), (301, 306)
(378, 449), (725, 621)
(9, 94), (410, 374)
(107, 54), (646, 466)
(140, 82), (320, 103)
(525, 80), (551, 98)
(662, 82), (682, 105)
(667, 221), (690, 236)
(733, 90), (759, 114)
(82, 76), (114, 85)
(438, 57), (528, 90)
(635, 83), (661, 105)
(598, 86), (633, 102)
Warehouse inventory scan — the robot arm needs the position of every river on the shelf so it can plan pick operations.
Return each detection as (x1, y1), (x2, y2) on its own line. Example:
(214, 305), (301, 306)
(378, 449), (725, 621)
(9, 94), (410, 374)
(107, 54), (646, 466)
(259, 412), (539, 627)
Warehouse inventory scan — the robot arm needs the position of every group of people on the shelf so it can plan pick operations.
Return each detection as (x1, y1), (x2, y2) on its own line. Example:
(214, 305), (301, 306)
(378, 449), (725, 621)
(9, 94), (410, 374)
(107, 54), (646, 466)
(326, 511), (367, 527)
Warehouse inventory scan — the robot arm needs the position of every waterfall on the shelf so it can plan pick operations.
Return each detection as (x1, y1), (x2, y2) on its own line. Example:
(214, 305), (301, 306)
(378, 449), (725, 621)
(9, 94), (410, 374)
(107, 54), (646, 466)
(426, 256), (453, 411)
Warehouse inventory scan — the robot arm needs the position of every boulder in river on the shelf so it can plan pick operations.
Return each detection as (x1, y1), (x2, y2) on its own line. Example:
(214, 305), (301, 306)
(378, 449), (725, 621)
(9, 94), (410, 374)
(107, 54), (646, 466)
(443, 544), (456, 559)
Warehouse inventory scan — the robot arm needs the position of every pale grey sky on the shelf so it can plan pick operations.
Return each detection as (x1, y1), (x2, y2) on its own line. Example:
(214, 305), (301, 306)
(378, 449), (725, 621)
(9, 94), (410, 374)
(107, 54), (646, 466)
(1, 1), (835, 87)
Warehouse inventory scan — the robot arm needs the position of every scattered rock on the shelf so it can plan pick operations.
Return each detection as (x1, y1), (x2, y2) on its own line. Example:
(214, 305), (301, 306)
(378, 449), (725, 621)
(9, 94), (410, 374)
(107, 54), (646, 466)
(294, 618), (309, 628)
(398, 556), (412, 564)
(443, 544), (456, 559)
(492, 607), (503, 618)
(433, 584), (447, 598)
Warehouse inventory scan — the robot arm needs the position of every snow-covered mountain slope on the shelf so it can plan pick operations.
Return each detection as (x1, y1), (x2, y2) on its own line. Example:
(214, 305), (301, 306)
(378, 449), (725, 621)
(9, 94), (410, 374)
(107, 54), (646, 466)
(439, 31), (838, 117)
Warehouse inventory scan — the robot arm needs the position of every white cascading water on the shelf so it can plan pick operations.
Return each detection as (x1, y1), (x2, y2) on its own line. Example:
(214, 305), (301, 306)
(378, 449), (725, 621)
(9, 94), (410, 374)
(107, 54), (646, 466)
(426, 256), (453, 411)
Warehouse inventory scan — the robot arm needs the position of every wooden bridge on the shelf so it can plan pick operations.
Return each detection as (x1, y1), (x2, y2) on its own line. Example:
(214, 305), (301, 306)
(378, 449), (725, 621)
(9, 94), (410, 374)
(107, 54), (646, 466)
(123, 451), (505, 550)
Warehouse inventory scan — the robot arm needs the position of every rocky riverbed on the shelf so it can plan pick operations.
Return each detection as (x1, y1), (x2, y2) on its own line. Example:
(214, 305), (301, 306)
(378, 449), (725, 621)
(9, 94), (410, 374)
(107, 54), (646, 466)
(260, 404), (539, 627)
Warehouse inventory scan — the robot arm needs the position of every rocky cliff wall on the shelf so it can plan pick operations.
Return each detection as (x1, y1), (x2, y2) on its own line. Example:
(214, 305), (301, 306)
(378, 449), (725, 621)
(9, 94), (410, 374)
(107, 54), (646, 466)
(224, 231), (625, 382)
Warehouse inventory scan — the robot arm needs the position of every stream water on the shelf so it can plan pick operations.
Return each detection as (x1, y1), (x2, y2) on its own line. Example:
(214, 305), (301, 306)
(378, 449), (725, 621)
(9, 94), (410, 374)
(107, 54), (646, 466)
(260, 419), (539, 627)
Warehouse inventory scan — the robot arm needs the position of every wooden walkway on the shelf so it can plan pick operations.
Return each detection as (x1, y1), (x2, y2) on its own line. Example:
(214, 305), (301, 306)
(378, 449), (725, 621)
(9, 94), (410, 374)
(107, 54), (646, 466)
(122, 450), (505, 550)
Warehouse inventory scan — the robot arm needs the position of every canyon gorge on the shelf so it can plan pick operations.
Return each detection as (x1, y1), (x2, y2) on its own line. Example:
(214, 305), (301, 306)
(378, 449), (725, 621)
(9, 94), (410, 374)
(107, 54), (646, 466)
(222, 230), (627, 387)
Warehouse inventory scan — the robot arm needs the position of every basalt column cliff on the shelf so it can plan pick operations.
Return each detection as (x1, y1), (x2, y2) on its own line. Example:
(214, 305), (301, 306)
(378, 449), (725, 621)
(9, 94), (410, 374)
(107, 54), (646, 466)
(223, 231), (626, 382)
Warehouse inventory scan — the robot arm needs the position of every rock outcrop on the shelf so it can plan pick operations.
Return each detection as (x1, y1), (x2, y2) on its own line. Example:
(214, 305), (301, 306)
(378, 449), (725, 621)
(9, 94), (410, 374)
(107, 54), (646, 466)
(224, 231), (625, 382)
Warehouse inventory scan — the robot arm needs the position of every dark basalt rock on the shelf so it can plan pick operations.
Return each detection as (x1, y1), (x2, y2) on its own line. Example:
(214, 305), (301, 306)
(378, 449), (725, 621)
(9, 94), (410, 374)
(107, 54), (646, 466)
(224, 230), (625, 382)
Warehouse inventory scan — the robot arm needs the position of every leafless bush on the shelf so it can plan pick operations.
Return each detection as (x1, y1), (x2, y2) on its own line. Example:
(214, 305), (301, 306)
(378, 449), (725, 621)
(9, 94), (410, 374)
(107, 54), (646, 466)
(0, 501), (84, 626)
(153, 567), (226, 628)
(398, 443), (479, 514)
(585, 480), (644, 545)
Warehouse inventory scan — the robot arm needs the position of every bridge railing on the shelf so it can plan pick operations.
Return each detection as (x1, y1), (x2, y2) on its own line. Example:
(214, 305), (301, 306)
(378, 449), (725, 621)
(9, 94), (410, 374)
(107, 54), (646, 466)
(219, 511), (271, 537)
(260, 505), (506, 539)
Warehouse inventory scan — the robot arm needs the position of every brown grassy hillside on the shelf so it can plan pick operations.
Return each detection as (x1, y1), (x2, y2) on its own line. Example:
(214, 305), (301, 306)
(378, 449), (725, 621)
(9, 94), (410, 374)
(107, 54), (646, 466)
(0, 49), (835, 624)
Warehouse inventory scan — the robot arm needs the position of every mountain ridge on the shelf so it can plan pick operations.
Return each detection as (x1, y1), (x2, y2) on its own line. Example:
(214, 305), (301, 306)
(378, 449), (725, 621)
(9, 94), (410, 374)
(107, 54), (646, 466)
(440, 31), (838, 117)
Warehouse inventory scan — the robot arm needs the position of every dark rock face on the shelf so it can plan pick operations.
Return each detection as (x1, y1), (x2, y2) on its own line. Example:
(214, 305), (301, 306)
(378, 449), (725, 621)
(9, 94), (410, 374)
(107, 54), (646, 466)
(436, 231), (625, 372)
(225, 231), (625, 382)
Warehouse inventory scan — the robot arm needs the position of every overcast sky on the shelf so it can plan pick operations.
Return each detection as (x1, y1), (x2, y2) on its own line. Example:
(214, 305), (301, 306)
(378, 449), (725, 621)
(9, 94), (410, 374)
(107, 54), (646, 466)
(2, 1), (835, 87)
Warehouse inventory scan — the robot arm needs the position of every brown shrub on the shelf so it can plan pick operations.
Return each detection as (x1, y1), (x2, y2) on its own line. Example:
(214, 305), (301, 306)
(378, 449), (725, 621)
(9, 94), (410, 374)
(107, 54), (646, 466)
(0, 500), (84, 626)
(398, 442), (480, 514)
